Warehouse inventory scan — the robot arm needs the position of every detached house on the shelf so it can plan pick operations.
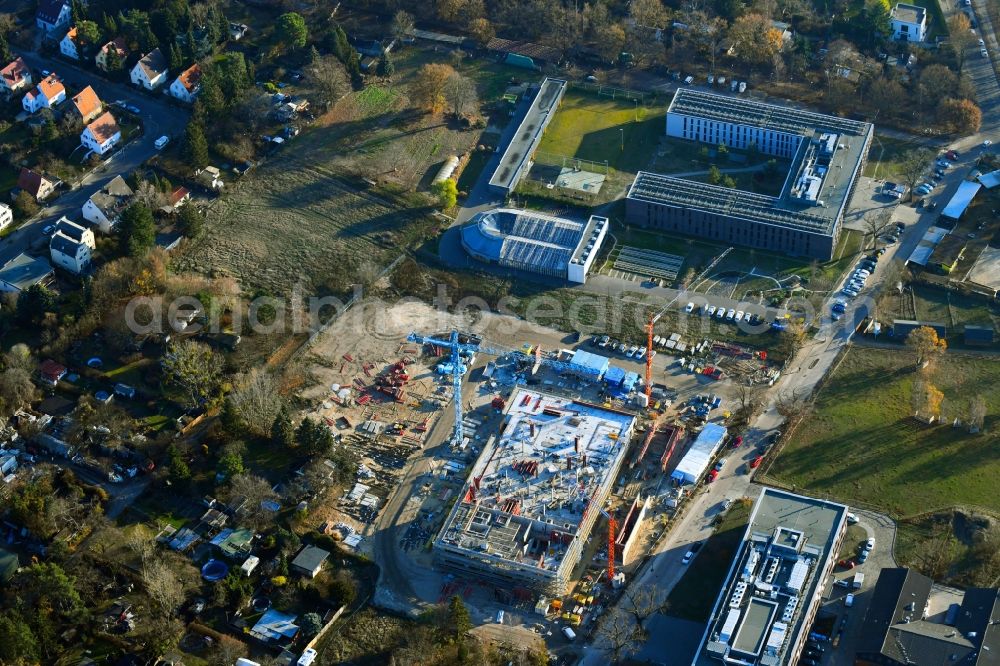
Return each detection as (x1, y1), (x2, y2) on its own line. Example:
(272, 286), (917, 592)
(35, 0), (71, 35)
(0, 203), (12, 231)
(16, 167), (57, 201)
(96, 38), (128, 72)
(60, 27), (79, 59)
(50, 217), (95, 274)
(81, 111), (121, 156)
(130, 48), (168, 90)
(169, 63), (201, 103)
(0, 58), (32, 95)
(891, 3), (928, 42)
(22, 73), (66, 113)
(82, 175), (133, 232)
(71, 85), (102, 124)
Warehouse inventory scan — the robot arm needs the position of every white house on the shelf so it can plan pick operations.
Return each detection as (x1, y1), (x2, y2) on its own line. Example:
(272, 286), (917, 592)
(22, 73), (66, 113)
(82, 175), (133, 233)
(35, 0), (71, 35)
(0, 253), (54, 293)
(0, 57), (32, 95)
(80, 111), (121, 156)
(130, 48), (168, 90)
(0, 203), (12, 231)
(59, 26), (79, 60)
(169, 63), (202, 103)
(890, 3), (927, 43)
(49, 217), (95, 275)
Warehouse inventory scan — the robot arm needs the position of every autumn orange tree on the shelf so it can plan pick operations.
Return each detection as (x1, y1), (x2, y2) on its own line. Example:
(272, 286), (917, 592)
(410, 63), (456, 114)
(905, 326), (947, 369)
(938, 98), (982, 135)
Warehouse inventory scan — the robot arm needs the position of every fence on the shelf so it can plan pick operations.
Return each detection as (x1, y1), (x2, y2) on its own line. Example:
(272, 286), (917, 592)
(530, 150), (610, 175)
(569, 81), (653, 102)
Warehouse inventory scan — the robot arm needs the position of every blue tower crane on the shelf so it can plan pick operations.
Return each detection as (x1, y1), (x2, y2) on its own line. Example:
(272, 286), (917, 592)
(406, 330), (600, 446)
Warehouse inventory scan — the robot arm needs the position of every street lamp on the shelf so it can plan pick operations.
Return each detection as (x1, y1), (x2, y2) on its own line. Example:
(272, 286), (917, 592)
(620, 128), (624, 152)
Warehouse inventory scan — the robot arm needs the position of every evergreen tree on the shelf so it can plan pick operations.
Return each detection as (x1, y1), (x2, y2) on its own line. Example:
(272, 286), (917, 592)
(308, 44), (321, 64)
(183, 121), (209, 169)
(0, 32), (11, 64)
(105, 44), (123, 73)
(118, 202), (155, 257)
(271, 406), (295, 448)
(169, 42), (184, 70)
(346, 51), (364, 90)
(447, 596), (472, 642)
(101, 13), (117, 39)
(70, 0), (85, 25)
(376, 52), (394, 77)
(184, 28), (196, 59)
(177, 202), (203, 238)
(15, 284), (54, 326)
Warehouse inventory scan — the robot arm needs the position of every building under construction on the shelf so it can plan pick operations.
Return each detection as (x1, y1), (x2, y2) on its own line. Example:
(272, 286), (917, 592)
(434, 387), (637, 595)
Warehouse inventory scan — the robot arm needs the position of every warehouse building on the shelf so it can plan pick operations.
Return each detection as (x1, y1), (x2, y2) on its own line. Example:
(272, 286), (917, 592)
(488, 77), (566, 195)
(434, 387), (636, 595)
(693, 488), (849, 666)
(627, 90), (873, 260)
(671, 423), (728, 485)
(460, 208), (608, 283)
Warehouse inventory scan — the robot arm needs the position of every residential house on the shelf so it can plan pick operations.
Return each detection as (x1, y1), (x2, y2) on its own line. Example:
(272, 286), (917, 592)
(290, 545), (329, 578)
(229, 23), (249, 41)
(0, 253), (54, 292)
(130, 48), (168, 90)
(71, 85), (102, 124)
(49, 217), (95, 274)
(168, 63), (202, 103)
(82, 175), (133, 232)
(0, 58), (32, 95)
(890, 3), (927, 43)
(16, 167), (57, 201)
(59, 27), (79, 60)
(22, 73), (66, 113)
(95, 38), (128, 72)
(81, 111), (121, 156)
(196, 165), (224, 190)
(160, 186), (190, 214)
(35, 0), (71, 35)
(0, 203), (11, 231)
(38, 359), (68, 386)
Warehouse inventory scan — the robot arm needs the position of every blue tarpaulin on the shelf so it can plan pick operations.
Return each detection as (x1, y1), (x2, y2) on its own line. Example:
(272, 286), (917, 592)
(604, 366), (626, 386)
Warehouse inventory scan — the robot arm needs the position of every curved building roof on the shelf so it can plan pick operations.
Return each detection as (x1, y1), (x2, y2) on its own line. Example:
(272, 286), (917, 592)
(461, 208), (597, 275)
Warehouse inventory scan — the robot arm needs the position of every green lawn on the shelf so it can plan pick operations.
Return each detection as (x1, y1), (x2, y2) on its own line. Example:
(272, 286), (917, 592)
(456, 148), (491, 194)
(765, 346), (1000, 518)
(535, 91), (664, 174)
(665, 501), (751, 622)
(877, 283), (996, 347)
(863, 134), (920, 179)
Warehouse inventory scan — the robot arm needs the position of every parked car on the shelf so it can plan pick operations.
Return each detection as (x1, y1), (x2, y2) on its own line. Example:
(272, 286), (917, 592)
(834, 579), (851, 588)
(731, 435), (744, 448)
(706, 305), (717, 316)
(842, 287), (859, 298)
(682, 550), (695, 564)
(726, 308), (736, 320)
(847, 512), (859, 524)
(716, 307), (726, 319)
(735, 310), (745, 322)
(865, 537), (876, 552)
(738, 81), (747, 93)
(984, 139), (994, 147)
(685, 302), (695, 313)
(927, 200), (938, 211)
(637, 346), (647, 359)
(845, 593), (855, 607)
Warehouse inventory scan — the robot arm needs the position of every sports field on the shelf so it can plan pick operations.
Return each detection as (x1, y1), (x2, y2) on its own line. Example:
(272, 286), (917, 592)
(765, 346), (1000, 518)
(535, 91), (665, 174)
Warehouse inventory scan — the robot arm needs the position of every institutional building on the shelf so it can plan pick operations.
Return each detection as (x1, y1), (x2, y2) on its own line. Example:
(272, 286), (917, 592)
(626, 89), (873, 260)
(693, 488), (849, 666)
(434, 387), (636, 595)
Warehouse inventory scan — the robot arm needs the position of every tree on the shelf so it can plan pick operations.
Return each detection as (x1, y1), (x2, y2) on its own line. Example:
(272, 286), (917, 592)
(177, 202), (203, 238)
(0, 31), (11, 64)
(905, 326), (947, 369)
(411, 63), (456, 113)
(306, 55), (349, 110)
(300, 612), (323, 637)
(295, 417), (333, 455)
(444, 72), (478, 116)
(14, 283), (54, 326)
(162, 340), (224, 408)
(938, 98), (982, 134)
(594, 607), (642, 664)
(118, 202), (155, 257)
(217, 52), (251, 99)
(867, 77), (907, 119)
(468, 17), (494, 47)
(224, 474), (279, 529)
(728, 13), (783, 66)
(391, 10), (415, 42)
(104, 44), (123, 73)
(968, 394), (987, 433)
(707, 165), (722, 184)
(721, 175), (736, 188)
(596, 23), (627, 63)
(142, 558), (184, 617)
(12, 190), (38, 219)
(168, 42), (184, 70)
(947, 13), (975, 72)
(271, 406), (295, 448)
(183, 121), (209, 169)
(919, 64), (959, 107)
(228, 368), (281, 436)
(430, 178), (458, 209)
(898, 148), (935, 201)
(0, 366), (36, 416)
(75, 20), (101, 48)
(218, 448), (246, 479)
(447, 595), (472, 642)
(911, 376), (944, 419)
(376, 51), (395, 77)
(276, 12), (307, 49)
(630, 0), (670, 28)
(0, 613), (39, 665)
(864, 207), (894, 251)
(207, 635), (248, 666)
(436, 0), (467, 23)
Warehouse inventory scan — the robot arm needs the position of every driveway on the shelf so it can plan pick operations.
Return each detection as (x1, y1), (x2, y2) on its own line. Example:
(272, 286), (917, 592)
(1, 50), (189, 266)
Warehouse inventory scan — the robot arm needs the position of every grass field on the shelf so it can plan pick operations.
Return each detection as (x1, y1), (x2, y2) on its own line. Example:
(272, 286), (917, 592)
(863, 134), (920, 179)
(535, 91), (664, 174)
(877, 283), (997, 346)
(765, 346), (1000, 518)
(665, 501), (751, 622)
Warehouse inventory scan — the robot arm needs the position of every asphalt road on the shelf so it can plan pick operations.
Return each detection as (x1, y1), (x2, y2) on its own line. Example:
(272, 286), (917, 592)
(1, 49), (189, 266)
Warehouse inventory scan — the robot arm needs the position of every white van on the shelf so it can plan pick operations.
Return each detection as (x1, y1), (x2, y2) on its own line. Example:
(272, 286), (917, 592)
(563, 626), (577, 641)
(154, 135), (169, 149)
(297, 648), (318, 666)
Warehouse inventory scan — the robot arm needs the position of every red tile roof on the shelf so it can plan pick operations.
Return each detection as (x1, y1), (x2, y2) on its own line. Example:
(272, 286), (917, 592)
(17, 167), (51, 197)
(175, 63), (201, 93)
(85, 111), (120, 144)
(1, 57), (30, 88)
(39, 359), (67, 381)
(37, 73), (64, 100)
(72, 85), (102, 120)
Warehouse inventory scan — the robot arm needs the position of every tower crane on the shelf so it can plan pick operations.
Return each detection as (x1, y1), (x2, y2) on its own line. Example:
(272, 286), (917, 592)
(601, 508), (617, 580)
(406, 330), (599, 446)
(645, 293), (683, 405)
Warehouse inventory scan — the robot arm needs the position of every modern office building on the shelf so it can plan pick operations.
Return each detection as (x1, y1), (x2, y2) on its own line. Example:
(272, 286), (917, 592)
(693, 488), (849, 666)
(488, 77), (566, 195)
(460, 208), (608, 283)
(434, 387), (636, 595)
(626, 89), (873, 260)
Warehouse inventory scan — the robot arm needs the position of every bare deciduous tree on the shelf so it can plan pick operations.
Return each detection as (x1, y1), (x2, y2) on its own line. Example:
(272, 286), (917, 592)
(595, 607), (642, 664)
(133, 179), (166, 209)
(307, 55), (350, 110)
(228, 368), (281, 436)
(143, 558), (184, 617)
(444, 72), (478, 117)
(864, 207), (894, 251)
(391, 10), (415, 42)
(968, 395), (987, 433)
(224, 474), (279, 529)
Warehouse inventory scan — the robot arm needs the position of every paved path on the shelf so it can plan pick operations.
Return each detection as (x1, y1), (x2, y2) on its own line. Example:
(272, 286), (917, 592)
(1, 49), (189, 265)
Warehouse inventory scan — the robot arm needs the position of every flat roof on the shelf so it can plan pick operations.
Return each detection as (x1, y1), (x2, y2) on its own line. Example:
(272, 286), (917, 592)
(0, 252), (54, 290)
(489, 78), (566, 192)
(892, 3), (926, 24)
(942, 181), (982, 220)
(437, 387), (635, 574)
(668, 89), (871, 138)
(695, 488), (848, 666)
